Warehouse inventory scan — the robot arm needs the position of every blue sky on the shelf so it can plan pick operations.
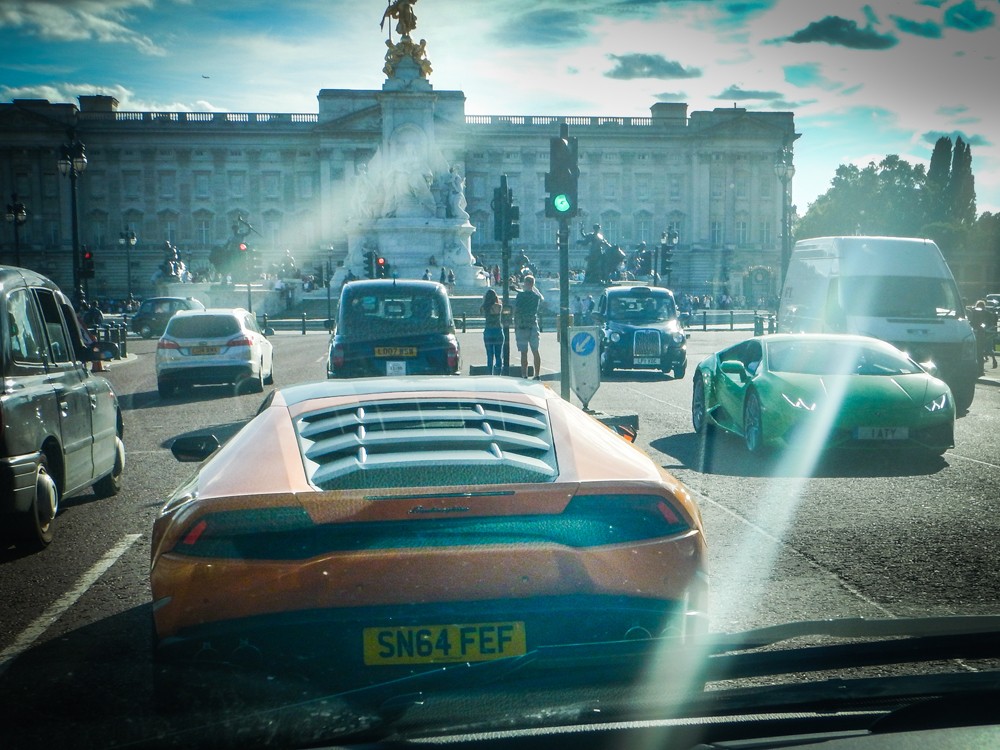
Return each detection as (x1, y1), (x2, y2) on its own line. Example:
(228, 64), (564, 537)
(2, 0), (998, 215)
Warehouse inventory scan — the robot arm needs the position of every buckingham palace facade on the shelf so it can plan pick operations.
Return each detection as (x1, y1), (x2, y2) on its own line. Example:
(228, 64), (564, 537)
(1, 93), (796, 303)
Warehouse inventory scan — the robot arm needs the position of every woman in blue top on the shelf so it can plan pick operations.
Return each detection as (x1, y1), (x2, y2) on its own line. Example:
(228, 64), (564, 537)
(480, 288), (504, 375)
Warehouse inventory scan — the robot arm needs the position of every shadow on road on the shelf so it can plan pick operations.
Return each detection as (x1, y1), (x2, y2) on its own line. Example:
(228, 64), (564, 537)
(653, 431), (949, 479)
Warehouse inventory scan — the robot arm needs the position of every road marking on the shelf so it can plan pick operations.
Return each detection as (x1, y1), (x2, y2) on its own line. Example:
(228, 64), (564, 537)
(694, 489), (896, 618)
(944, 451), (1000, 471)
(0, 533), (141, 676)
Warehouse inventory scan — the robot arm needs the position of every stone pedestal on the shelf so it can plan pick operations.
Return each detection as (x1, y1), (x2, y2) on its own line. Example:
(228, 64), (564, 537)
(337, 217), (486, 286)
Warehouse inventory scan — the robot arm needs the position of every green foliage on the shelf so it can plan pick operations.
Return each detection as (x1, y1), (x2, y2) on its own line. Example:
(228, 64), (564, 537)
(796, 157), (926, 239)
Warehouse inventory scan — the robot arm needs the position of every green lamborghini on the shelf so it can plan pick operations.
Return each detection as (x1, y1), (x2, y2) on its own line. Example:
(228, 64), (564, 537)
(692, 334), (955, 454)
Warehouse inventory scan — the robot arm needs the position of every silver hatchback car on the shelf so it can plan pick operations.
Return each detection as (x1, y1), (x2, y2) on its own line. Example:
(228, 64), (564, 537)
(155, 308), (274, 397)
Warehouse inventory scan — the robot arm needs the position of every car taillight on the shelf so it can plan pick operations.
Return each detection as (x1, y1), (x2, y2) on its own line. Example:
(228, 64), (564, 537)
(226, 336), (253, 348)
(563, 494), (691, 542)
(447, 341), (459, 371)
(172, 507), (313, 558)
(331, 342), (345, 369)
(157, 339), (180, 350)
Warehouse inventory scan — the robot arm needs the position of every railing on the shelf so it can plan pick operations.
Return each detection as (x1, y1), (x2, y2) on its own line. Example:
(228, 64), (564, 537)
(79, 111), (320, 125)
(80, 110), (668, 128)
(463, 115), (654, 128)
(240, 310), (773, 335)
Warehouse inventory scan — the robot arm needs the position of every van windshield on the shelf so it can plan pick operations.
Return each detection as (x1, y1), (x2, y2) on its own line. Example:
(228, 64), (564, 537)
(839, 276), (962, 318)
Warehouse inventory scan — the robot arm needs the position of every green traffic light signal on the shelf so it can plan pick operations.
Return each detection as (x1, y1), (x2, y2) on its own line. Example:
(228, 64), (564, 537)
(552, 193), (572, 213)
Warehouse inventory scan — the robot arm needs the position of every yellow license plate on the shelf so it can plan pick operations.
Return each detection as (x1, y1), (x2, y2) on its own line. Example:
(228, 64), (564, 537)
(190, 346), (219, 355)
(375, 347), (417, 357)
(363, 621), (526, 665)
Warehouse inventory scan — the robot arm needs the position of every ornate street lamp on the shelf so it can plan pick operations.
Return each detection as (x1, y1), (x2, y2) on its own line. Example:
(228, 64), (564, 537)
(119, 228), (137, 308)
(774, 148), (795, 283)
(5, 194), (28, 267)
(57, 134), (88, 303)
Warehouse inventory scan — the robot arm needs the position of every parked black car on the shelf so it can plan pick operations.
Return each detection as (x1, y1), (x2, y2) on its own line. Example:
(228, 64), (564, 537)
(327, 279), (460, 378)
(0, 266), (125, 549)
(592, 285), (688, 378)
(130, 296), (205, 338)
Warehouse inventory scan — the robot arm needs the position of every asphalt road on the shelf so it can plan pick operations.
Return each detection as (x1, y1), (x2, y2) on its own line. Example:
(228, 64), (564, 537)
(2, 327), (999, 746)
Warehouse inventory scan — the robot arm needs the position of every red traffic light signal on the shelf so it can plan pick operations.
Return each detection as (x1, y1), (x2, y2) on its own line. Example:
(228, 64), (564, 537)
(238, 242), (248, 252)
(81, 248), (96, 278)
(376, 257), (388, 278)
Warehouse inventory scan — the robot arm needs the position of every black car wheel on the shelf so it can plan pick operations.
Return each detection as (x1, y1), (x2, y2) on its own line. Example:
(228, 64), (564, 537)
(140, 323), (154, 339)
(600, 350), (614, 376)
(672, 363), (687, 380)
(692, 377), (712, 434)
(157, 379), (175, 398)
(743, 390), (765, 453)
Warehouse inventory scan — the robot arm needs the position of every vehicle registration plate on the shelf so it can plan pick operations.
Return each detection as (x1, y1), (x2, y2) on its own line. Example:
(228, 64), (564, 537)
(363, 621), (527, 665)
(386, 361), (407, 376)
(190, 346), (219, 355)
(855, 426), (909, 440)
(375, 347), (417, 357)
(634, 357), (659, 365)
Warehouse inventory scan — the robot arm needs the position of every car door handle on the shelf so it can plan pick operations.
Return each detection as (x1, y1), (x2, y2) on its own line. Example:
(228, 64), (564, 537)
(60, 400), (70, 416)
(90, 395), (99, 410)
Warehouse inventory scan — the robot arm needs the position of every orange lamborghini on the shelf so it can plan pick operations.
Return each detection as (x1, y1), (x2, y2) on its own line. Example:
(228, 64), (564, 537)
(150, 376), (708, 693)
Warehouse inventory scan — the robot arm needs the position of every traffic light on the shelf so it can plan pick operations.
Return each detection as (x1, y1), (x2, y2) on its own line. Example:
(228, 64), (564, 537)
(375, 256), (388, 278)
(660, 231), (677, 279)
(506, 199), (520, 241)
(492, 186), (507, 242)
(545, 129), (579, 218)
(364, 250), (376, 278)
(81, 247), (95, 278)
(661, 248), (673, 276)
(238, 242), (248, 253)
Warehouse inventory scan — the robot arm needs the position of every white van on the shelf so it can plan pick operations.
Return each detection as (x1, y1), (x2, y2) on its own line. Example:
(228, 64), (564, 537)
(778, 236), (979, 411)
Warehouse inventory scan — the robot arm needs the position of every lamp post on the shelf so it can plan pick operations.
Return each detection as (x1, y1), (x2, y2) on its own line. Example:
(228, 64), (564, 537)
(57, 134), (88, 304)
(119, 229), (137, 309)
(5, 194), (27, 267)
(774, 148), (795, 283)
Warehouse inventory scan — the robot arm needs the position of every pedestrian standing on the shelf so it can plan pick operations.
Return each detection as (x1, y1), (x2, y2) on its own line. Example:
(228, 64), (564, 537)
(480, 288), (504, 375)
(513, 274), (544, 379)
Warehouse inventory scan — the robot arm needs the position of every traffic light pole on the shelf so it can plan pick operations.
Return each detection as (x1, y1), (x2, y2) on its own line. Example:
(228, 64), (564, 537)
(558, 218), (570, 401)
(501, 239), (511, 376)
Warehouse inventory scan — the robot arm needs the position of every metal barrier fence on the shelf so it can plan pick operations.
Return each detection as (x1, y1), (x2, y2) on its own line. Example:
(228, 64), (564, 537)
(245, 309), (776, 334)
(88, 323), (129, 358)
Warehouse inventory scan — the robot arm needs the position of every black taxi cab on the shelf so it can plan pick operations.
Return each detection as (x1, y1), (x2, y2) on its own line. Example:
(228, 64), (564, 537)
(592, 284), (689, 379)
(0, 266), (125, 549)
(326, 279), (460, 378)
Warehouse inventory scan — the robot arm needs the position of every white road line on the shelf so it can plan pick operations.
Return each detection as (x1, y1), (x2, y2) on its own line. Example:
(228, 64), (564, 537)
(0, 533), (142, 676)
(696, 490), (896, 617)
(945, 451), (1000, 471)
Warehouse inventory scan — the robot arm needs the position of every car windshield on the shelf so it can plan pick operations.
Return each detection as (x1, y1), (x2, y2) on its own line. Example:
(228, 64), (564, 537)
(165, 315), (240, 339)
(839, 276), (963, 318)
(8, 3), (1000, 750)
(608, 294), (677, 323)
(341, 290), (449, 336)
(767, 339), (923, 376)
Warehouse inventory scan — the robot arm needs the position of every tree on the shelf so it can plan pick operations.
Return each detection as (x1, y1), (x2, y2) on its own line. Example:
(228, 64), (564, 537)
(795, 157), (926, 239)
(923, 136), (952, 226)
(947, 137), (977, 226)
